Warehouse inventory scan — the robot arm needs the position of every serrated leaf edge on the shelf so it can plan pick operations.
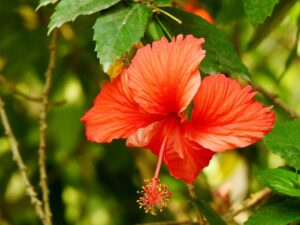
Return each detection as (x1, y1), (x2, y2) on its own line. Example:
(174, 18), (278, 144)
(93, 4), (150, 72)
(36, 0), (59, 11)
(47, 0), (121, 35)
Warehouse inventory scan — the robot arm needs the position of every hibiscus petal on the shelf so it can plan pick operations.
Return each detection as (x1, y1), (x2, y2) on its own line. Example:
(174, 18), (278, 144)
(127, 35), (205, 115)
(189, 74), (275, 152)
(81, 70), (161, 143)
(128, 118), (214, 183)
(164, 139), (214, 183)
(126, 120), (161, 149)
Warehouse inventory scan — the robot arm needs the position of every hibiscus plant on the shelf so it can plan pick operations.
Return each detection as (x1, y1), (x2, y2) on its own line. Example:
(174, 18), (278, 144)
(1, 0), (300, 225)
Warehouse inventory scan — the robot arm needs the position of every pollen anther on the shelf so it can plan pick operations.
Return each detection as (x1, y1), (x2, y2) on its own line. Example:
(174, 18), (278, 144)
(137, 178), (172, 215)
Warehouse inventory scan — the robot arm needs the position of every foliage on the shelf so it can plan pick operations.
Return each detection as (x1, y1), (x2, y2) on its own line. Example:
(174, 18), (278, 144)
(264, 119), (300, 170)
(156, 7), (251, 82)
(244, 0), (280, 26)
(48, 0), (121, 34)
(37, 0), (58, 9)
(93, 3), (150, 73)
(1, 0), (300, 224)
(257, 168), (300, 197)
(245, 200), (300, 225)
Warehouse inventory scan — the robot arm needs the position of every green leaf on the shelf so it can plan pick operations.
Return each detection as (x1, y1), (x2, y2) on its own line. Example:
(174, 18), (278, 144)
(258, 168), (300, 197)
(247, 0), (298, 49)
(245, 200), (300, 225)
(37, 0), (59, 10)
(244, 0), (280, 26)
(157, 8), (251, 82)
(48, 0), (121, 34)
(145, 20), (164, 41)
(216, 0), (244, 23)
(195, 200), (227, 225)
(264, 119), (300, 170)
(93, 4), (150, 72)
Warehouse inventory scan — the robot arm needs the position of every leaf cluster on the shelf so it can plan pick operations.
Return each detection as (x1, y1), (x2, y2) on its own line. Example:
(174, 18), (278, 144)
(245, 119), (300, 225)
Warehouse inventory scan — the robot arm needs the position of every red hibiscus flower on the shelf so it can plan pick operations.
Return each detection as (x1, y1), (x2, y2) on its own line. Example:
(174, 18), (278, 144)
(81, 35), (275, 214)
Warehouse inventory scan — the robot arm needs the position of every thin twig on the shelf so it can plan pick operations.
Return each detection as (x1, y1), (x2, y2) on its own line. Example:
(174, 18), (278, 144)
(136, 220), (198, 225)
(0, 75), (43, 102)
(255, 86), (299, 118)
(38, 28), (59, 225)
(155, 15), (172, 40)
(186, 184), (206, 225)
(0, 96), (45, 222)
(0, 74), (65, 107)
(152, 7), (182, 24)
(224, 188), (272, 221)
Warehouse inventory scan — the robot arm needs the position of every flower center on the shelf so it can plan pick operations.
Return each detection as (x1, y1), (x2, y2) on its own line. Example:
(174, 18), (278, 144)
(137, 129), (172, 215)
(137, 178), (172, 215)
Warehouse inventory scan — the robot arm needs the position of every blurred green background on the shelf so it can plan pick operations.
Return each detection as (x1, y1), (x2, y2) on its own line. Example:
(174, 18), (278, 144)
(0, 0), (299, 224)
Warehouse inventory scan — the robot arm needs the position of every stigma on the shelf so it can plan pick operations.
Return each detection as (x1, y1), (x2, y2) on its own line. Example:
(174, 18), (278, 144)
(137, 178), (172, 215)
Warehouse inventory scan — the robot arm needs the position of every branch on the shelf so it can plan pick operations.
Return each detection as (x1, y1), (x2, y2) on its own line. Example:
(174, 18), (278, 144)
(136, 220), (198, 225)
(255, 86), (299, 118)
(38, 28), (59, 225)
(0, 96), (45, 222)
(186, 184), (207, 225)
(0, 74), (65, 107)
(224, 187), (272, 221)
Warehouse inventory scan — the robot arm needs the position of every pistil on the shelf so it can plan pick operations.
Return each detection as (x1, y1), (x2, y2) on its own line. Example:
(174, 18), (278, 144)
(137, 133), (172, 215)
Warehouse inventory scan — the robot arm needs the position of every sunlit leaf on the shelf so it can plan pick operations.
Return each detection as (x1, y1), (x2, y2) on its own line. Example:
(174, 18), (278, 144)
(157, 7), (251, 82)
(93, 3), (150, 72)
(247, 0), (298, 49)
(37, 0), (59, 10)
(244, 0), (280, 26)
(264, 119), (300, 170)
(258, 168), (300, 197)
(48, 0), (121, 34)
(245, 200), (300, 225)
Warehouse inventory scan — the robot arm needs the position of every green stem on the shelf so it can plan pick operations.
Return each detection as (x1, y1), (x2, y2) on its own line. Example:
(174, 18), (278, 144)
(155, 15), (172, 40)
(153, 7), (182, 24)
